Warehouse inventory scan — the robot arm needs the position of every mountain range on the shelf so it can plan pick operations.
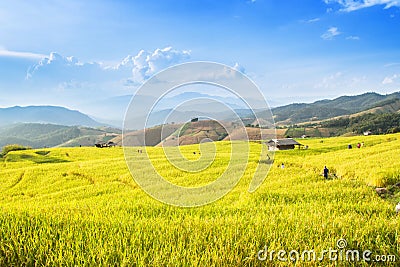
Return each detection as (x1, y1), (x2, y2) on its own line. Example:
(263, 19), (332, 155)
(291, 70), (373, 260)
(0, 91), (399, 148)
(271, 91), (400, 125)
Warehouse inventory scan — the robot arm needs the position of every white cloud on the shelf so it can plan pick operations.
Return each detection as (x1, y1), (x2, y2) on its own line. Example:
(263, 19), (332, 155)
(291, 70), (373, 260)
(324, 0), (400, 12)
(321, 27), (341, 40)
(0, 49), (46, 59)
(26, 52), (105, 81)
(23, 48), (247, 101)
(148, 47), (191, 74)
(26, 47), (192, 89)
(233, 62), (246, 73)
(122, 47), (191, 84)
(382, 74), (399, 84)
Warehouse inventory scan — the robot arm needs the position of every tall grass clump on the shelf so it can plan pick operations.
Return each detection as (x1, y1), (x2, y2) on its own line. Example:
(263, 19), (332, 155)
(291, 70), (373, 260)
(0, 144), (31, 157)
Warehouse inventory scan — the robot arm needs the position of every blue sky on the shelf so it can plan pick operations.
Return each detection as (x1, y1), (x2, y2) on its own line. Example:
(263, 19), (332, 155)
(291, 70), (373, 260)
(0, 0), (400, 112)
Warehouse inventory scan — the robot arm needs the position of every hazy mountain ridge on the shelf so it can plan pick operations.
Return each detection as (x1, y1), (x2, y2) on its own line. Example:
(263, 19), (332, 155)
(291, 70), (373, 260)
(0, 106), (104, 127)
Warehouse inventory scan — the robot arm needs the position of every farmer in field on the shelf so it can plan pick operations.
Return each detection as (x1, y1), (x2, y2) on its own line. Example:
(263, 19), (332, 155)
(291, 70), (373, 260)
(323, 166), (329, 179)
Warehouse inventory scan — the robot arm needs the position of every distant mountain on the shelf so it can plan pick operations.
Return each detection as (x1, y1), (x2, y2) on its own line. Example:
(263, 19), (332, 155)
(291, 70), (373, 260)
(79, 92), (267, 126)
(154, 92), (250, 110)
(77, 94), (156, 126)
(0, 123), (121, 148)
(136, 109), (216, 129)
(0, 106), (104, 127)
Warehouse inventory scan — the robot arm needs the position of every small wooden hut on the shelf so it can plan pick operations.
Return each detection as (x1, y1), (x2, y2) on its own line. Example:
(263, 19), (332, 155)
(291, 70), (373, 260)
(267, 138), (302, 151)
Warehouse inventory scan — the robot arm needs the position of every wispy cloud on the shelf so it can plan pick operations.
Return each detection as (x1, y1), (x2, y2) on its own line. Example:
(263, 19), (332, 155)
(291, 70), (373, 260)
(324, 0), (400, 12)
(321, 27), (341, 40)
(300, 17), (321, 23)
(346, 35), (360, 40)
(314, 72), (343, 88)
(0, 49), (46, 59)
(306, 18), (321, 23)
(384, 62), (400, 67)
(314, 71), (368, 90)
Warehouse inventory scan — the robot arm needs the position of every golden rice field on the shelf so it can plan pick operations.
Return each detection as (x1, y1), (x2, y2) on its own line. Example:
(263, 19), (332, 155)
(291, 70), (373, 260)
(1, 133), (400, 266)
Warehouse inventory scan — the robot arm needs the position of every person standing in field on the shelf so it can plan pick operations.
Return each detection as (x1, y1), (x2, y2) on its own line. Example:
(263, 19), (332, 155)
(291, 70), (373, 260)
(323, 166), (329, 179)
